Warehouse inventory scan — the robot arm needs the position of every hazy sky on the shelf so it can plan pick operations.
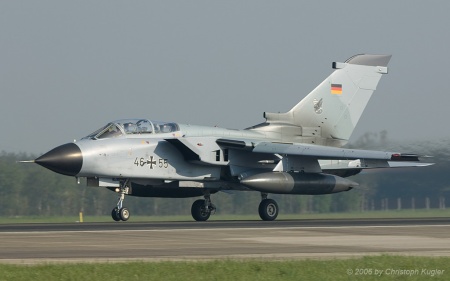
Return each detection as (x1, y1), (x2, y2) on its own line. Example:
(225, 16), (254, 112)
(1, 1), (449, 154)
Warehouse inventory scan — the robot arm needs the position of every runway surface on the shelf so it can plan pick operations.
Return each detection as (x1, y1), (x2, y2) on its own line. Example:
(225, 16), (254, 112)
(1, 218), (450, 264)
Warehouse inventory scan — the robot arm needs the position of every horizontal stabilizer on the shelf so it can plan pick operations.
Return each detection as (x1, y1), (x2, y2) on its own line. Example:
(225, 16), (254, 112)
(387, 162), (434, 168)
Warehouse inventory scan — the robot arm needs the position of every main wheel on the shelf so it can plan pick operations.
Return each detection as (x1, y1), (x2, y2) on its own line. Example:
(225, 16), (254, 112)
(119, 207), (130, 221)
(258, 199), (279, 221)
(191, 199), (211, 221)
(111, 208), (121, 221)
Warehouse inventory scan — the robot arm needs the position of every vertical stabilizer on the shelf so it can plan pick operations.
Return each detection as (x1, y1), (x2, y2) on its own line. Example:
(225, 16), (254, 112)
(256, 54), (391, 146)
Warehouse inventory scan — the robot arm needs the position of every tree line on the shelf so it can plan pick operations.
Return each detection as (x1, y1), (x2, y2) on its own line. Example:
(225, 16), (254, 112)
(1, 135), (449, 217)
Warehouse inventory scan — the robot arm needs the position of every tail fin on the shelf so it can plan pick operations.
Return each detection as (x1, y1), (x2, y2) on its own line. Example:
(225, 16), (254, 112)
(254, 54), (391, 147)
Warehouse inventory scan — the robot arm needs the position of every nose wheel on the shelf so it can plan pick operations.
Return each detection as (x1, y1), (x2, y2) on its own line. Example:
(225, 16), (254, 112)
(111, 181), (131, 222)
(111, 207), (130, 221)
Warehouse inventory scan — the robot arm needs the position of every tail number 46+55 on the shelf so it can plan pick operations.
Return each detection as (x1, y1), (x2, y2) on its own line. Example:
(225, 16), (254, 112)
(134, 156), (168, 169)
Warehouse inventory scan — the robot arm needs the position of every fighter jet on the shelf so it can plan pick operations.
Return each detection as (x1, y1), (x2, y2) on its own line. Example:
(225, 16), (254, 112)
(27, 54), (432, 222)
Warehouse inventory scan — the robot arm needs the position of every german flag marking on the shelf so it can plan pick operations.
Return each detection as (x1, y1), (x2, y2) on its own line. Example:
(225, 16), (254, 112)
(331, 84), (342, 95)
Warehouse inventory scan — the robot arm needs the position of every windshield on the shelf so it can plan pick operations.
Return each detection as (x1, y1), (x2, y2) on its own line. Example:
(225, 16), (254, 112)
(84, 123), (123, 139)
(84, 119), (180, 139)
(97, 123), (122, 139)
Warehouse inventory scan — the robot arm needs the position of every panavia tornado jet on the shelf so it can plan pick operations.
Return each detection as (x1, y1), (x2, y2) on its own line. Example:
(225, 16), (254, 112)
(27, 54), (432, 222)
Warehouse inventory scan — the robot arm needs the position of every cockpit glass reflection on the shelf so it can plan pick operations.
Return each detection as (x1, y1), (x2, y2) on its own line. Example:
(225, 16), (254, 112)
(96, 124), (123, 139)
(84, 119), (180, 140)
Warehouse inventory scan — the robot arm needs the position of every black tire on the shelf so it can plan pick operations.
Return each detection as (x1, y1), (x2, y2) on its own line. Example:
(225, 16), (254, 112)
(119, 207), (130, 221)
(191, 199), (211, 221)
(258, 199), (279, 221)
(111, 208), (121, 222)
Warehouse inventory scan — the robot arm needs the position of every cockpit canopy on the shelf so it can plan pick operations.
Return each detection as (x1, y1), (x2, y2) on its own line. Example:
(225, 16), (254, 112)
(84, 119), (180, 140)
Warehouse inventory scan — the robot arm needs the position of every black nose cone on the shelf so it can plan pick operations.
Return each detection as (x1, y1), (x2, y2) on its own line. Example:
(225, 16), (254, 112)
(35, 143), (83, 176)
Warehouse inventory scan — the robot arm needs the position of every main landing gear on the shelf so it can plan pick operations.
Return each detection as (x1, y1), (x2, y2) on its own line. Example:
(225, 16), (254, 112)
(191, 191), (216, 221)
(258, 193), (279, 221)
(111, 181), (131, 222)
(189, 192), (279, 222)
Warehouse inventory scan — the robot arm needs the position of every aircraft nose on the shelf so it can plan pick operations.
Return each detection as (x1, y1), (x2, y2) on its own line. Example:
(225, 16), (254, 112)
(35, 143), (83, 176)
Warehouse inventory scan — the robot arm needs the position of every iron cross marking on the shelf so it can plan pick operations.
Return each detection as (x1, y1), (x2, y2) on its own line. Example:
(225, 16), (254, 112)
(147, 156), (157, 169)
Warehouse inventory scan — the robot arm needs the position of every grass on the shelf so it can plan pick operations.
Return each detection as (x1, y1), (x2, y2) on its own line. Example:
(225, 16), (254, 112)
(1, 209), (450, 224)
(0, 256), (449, 281)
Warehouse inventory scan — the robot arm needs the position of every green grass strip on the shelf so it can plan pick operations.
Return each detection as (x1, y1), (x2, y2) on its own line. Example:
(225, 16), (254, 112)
(1, 256), (449, 281)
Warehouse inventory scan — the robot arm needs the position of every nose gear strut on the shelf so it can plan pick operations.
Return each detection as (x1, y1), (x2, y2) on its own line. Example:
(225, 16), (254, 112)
(111, 180), (131, 221)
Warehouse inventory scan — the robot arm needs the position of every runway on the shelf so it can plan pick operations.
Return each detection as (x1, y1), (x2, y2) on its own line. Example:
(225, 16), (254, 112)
(1, 218), (450, 264)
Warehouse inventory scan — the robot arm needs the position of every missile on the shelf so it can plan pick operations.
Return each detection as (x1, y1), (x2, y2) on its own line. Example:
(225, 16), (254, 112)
(240, 172), (359, 195)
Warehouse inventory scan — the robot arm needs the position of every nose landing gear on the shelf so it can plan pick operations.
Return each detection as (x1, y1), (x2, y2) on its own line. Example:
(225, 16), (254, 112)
(111, 181), (131, 222)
